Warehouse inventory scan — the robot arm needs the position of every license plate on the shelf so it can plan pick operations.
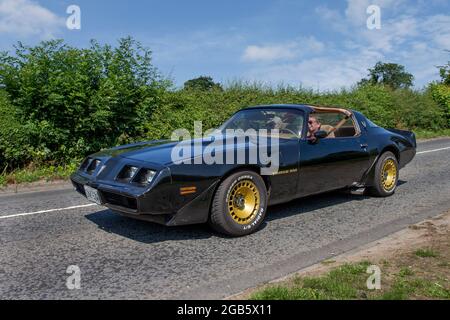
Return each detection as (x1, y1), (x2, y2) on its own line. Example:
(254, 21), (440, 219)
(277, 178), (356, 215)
(84, 185), (102, 205)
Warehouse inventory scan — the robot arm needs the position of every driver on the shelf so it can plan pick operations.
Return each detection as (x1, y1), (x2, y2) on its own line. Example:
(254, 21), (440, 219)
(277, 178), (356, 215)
(307, 116), (335, 139)
(267, 116), (286, 130)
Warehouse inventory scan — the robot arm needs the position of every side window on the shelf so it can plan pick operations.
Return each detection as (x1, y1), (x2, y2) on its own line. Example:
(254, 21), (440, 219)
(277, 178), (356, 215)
(223, 109), (304, 140)
(272, 111), (304, 139)
(313, 112), (358, 138)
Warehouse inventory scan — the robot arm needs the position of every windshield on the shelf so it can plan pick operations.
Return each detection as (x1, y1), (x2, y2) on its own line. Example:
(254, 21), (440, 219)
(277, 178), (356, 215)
(219, 108), (304, 139)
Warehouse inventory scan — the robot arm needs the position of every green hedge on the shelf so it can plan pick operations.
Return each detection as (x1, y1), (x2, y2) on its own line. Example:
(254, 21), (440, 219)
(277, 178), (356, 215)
(0, 90), (35, 170)
(144, 83), (447, 141)
(0, 38), (169, 170)
(430, 83), (450, 126)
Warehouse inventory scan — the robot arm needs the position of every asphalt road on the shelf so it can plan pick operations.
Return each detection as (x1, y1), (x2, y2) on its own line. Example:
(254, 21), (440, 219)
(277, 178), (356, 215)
(1, 138), (450, 300)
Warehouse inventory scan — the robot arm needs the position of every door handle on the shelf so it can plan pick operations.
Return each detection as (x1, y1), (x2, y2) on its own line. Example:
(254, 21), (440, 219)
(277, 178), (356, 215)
(360, 143), (368, 149)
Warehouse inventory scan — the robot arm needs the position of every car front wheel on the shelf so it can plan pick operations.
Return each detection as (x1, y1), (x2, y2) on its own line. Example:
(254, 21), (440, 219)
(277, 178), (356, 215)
(209, 171), (268, 237)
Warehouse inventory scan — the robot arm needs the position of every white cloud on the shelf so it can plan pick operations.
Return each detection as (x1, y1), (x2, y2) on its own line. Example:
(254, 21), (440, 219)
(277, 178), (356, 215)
(345, 0), (406, 26)
(242, 44), (297, 62)
(345, 0), (372, 26)
(149, 29), (246, 63)
(434, 34), (450, 49)
(421, 14), (450, 49)
(315, 6), (347, 33)
(242, 37), (325, 62)
(354, 12), (450, 84)
(360, 16), (418, 52)
(0, 0), (64, 38)
(270, 0), (450, 89)
(244, 49), (383, 90)
(302, 36), (325, 52)
(317, 0), (415, 41)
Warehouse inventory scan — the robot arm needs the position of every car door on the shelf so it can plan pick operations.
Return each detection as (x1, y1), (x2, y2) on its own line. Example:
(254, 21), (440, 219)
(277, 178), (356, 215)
(267, 138), (301, 203)
(297, 118), (371, 197)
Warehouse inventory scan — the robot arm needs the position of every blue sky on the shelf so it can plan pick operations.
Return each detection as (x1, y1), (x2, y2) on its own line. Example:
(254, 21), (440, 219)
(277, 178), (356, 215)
(0, 0), (449, 90)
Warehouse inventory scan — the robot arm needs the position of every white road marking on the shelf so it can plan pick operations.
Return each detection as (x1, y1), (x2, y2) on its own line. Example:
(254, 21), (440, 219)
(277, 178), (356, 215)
(0, 203), (98, 220)
(417, 146), (450, 155)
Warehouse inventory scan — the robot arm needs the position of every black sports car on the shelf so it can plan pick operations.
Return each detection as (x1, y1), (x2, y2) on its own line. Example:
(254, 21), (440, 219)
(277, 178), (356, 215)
(71, 104), (416, 236)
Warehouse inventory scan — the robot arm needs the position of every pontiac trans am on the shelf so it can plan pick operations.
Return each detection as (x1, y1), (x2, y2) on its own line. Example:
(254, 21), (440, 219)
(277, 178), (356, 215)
(71, 104), (416, 236)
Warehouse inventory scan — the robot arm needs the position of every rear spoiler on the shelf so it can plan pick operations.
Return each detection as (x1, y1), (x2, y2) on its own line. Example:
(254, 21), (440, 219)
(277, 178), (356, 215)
(386, 128), (417, 148)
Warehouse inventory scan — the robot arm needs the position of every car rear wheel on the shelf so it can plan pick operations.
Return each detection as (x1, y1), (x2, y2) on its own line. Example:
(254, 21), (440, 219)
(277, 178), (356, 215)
(370, 151), (399, 197)
(209, 171), (267, 237)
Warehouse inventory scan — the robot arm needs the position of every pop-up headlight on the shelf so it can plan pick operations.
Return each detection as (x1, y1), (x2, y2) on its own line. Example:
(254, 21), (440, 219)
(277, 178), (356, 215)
(117, 165), (139, 182)
(134, 169), (157, 185)
(87, 159), (101, 175)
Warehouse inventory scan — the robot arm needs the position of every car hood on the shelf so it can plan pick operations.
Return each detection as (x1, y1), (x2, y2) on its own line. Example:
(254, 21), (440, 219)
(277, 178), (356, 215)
(92, 140), (177, 165)
(92, 135), (276, 166)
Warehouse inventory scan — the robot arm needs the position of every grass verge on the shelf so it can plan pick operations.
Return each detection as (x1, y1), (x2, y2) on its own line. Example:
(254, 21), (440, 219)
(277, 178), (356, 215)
(0, 162), (78, 188)
(414, 129), (450, 139)
(248, 213), (450, 300)
(251, 260), (449, 300)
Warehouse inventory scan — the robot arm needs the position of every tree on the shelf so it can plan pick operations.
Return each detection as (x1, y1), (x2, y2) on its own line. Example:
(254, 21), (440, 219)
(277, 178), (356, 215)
(438, 52), (450, 85)
(439, 66), (450, 85)
(359, 62), (414, 90)
(183, 76), (222, 91)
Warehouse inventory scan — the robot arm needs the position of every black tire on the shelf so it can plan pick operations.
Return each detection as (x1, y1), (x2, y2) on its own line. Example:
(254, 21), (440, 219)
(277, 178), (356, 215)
(209, 171), (268, 237)
(369, 151), (399, 197)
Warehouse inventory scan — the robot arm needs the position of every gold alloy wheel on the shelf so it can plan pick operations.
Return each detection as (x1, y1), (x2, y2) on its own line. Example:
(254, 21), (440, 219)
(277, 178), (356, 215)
(227, 179), (260, 224)
(381, 159), (397, 192)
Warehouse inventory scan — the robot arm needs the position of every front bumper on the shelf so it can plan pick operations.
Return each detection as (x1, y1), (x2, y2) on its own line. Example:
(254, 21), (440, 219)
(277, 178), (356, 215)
(70, 164), (173, 216)
(71, 176), (139, 212)
(71, 170), (218, 227)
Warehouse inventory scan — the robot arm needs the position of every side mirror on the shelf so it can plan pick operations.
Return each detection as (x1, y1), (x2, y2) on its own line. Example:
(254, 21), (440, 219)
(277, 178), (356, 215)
(314, 130), (328, 139)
